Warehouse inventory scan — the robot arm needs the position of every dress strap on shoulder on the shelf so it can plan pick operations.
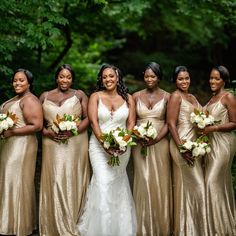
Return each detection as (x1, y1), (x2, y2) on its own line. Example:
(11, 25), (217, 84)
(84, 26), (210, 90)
(219, 92), (228, 101)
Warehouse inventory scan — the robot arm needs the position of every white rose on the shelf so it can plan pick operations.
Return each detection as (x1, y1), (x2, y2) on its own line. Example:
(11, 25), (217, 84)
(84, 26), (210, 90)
(0, 114), (7, 120)
(183, 140), (194, 150)
(51, 124), (59, 134)
(197, 120), (206, 129)
(195, 116), (203, 124)
(147, 127), (157, 139)
(59, 121), (67, 131)
(6, 117), (14, 127)
(64, 121), (73, 131)
(104, 141), (110, 149)
(206, 146), (211, 153)
(192, 146), (202, 157)
(190, 112), (197, 123)
(70, 122), (77, 130)
(1, 120), (9, 130)
(118, 140), (127, 148)
(138, 126), (146, 137)
(0, 126), (3, 133)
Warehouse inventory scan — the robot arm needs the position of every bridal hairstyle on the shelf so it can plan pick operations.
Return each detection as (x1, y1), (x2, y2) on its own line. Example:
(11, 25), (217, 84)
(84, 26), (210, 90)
(143, 62), (163, 81)
(12, 68), (34, 91)
(172, 65), (189, 83)
(96, 64), (129, 104)
(54, 64), (75, 83)
(211, 65), (230, 87)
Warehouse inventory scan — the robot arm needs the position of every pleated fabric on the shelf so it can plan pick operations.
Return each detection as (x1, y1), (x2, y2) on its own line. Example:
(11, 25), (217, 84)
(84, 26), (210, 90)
(169, 99), (208, 236)
(39, 95), (90, 236)
(0, 98), (37, 236)
(132, 97), (173, 236)
(205, 97), (236, 235)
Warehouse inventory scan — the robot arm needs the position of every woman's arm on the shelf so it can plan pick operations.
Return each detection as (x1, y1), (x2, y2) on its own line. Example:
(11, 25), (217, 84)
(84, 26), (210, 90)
(126, 94), (136, 131)
(76, 90), (90, 133)
(3, 95), (43, 137)
(203, 92), (236, 134)
(88, 92), (102, 141)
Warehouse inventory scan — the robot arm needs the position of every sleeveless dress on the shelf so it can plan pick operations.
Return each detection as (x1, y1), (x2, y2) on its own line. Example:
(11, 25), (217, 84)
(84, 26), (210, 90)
(205, 95), (236, 235)
(132, 95), (173, 236)
(169, 97), (208, 236)
(77, 98), (137, 236)
(39, 94), (90, 236)
(0, 97), (37, 236)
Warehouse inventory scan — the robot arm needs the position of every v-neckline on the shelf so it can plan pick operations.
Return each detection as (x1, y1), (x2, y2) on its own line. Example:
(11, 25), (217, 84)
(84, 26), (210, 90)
(99, 98), (126, 113)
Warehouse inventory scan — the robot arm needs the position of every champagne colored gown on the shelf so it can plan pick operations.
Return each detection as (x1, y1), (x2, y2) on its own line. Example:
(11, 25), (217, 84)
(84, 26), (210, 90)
(132, 95), (173, 236)
(0, 97), (37, 236)
(169, 97), (208, 236)
(39, 94), (90, 236)
(205, 95), (236, 235)
(77, 98), (137, 236)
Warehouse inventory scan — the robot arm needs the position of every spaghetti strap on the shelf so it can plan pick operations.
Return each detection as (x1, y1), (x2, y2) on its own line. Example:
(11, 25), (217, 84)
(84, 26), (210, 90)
(219, 93), (228, 101)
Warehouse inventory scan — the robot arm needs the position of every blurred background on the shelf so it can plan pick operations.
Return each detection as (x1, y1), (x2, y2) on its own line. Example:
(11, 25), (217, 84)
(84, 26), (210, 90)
(0, 0), (235, 195)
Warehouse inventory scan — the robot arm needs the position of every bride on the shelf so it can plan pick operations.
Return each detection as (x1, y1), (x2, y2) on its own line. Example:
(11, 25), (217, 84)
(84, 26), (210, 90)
(77, 64), (137, 236)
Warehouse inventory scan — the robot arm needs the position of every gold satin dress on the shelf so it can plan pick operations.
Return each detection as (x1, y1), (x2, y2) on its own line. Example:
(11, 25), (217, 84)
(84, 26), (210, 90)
(169, 98), (208, 236)
(132, 97), (173, 236)
(39, 95), (90, 236)
(205, 97), (236, 235)
(0, 98), (37, 236)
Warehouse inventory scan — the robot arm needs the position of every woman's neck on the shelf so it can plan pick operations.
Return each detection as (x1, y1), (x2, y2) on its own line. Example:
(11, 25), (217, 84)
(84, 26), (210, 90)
(146, 87), (159, 94)
(17, 90), (31, 98)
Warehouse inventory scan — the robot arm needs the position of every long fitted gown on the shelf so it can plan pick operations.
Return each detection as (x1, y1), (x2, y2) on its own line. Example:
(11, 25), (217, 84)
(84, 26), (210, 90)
(39, 94), (90, 236)
(132, 96), (173, 236)
(205, 95), (236, 235)
(0, 97), (37, 236)
(77, 98), (137, 236)
(169, 98), (208, 236)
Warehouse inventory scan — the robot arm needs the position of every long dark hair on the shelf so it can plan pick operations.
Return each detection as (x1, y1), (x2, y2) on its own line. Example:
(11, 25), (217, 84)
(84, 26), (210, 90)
(12, 68), (34, 91)
(143, 62), (163, 80)
(96, 64), (129, 104)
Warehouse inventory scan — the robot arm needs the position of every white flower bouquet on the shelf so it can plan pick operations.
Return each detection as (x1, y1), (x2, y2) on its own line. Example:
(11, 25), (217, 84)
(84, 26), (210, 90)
(51, 114), (80, 143)
(179, 135), (211, 166)
(132, 120), (158, 156)
(0, 112), (18, 136)
(100, 127), (136, 166)
(190, 108), (220, 129)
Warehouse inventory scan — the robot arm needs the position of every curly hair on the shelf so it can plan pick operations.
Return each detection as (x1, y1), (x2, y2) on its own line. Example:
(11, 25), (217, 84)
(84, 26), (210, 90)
(95, 64), (129, 104)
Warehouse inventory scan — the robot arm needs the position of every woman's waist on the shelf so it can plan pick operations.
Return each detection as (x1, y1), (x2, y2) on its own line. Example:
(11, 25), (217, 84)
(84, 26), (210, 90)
(137, 118), (164, 124)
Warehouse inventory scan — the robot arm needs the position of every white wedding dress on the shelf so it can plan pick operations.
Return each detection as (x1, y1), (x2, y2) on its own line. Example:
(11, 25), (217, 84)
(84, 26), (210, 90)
(77, 98), (137, 236)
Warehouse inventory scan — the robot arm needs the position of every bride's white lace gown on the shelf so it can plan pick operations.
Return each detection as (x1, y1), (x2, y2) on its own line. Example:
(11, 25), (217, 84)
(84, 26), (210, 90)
(77, 98), (137, 236)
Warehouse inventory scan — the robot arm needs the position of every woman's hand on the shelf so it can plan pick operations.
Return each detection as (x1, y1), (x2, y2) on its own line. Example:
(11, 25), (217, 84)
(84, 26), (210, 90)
(1, 129), (13, 138)
(181, 151), (195, 167)
(104, 147), (126, 156)
(196, 125), (218, 136)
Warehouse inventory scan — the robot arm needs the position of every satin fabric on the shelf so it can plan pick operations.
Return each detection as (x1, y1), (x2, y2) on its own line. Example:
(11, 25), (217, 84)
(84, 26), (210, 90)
(205, 97), (236, 235)
(132, 97), (173, 236)
(169, 98), (208, 236)
(39, 95), (90, 236)
(78, 98), (137, 236)
(0, 98), (37, 236)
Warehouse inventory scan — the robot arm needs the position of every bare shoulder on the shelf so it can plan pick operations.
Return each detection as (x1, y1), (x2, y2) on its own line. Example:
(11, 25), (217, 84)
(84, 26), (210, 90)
(75, 89), (88, 99)
(161, 89), (170, 100)
(89, 91), (99, 101)
(132, 89), (144, 101)
(21, 93), (41, 106)
(170, 90), (181, 99)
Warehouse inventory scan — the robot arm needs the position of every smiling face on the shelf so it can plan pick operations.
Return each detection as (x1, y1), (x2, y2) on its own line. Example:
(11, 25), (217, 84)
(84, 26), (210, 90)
(144, 68), (158, 89)
(176, 71), (190, 92)
(102, 68), (118, 91)
(56, 69), (73, 91)
(12, 72), (30, 95)
(209, 69), (225, 92)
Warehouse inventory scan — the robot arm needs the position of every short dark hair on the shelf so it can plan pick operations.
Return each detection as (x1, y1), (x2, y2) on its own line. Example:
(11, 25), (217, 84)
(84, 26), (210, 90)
(55, 64), (75, 83)
(143, 62), (163, 80)
(12, 68), (34, 91)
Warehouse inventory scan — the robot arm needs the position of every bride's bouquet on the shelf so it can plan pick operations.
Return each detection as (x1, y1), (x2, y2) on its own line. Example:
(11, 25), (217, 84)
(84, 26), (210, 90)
(51, 114), (80, 143)
(100, 127), (136, 166)
(179, 135), (211, 166)
(132, 120), (157, 156)
(0, 112), (18, 136)
(190, 108), (220, 129)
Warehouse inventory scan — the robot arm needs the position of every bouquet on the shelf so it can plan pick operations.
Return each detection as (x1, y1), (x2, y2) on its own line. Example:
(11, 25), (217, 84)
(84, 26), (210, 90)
(0, 112), (18, 136)
(179, 135), (211, 166)
(190, 108), (220, 129)
(100, 127), (136, 166)
(132, 120), (157, 156)
(51, 114), (80, 143)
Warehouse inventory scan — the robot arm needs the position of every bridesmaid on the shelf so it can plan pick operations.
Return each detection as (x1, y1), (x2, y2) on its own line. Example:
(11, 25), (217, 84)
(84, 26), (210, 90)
(132, 62), (173, 236)
(202, 65), (236, 235)
(39, 64), (90, 236)
(0, 69), (43, 235)
(167, 66), (208, 235)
